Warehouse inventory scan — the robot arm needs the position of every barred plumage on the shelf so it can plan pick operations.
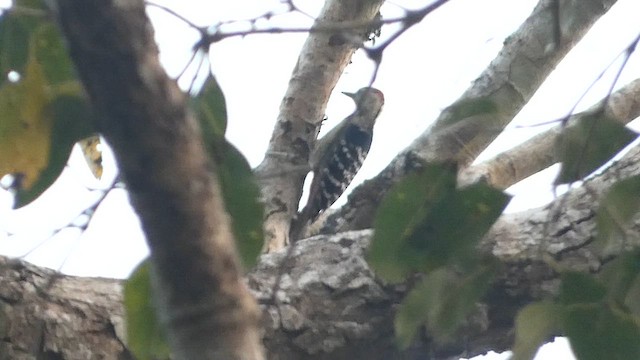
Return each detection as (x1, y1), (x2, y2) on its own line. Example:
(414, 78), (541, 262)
(301, 87), (384, 224)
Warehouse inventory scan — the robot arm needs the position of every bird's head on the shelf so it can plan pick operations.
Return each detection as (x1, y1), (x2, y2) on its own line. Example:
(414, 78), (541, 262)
(342, 87), (384, 124)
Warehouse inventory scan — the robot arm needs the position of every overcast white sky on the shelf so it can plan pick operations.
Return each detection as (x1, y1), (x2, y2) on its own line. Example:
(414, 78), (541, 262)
(1, 1), (640, 359)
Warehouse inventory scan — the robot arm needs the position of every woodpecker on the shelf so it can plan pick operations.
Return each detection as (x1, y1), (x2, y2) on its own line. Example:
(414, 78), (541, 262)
(299, 87), (384, 227)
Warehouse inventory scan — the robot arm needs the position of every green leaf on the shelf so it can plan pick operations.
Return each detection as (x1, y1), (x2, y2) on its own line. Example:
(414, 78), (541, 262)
(0, 50), (52, 195)
(0, 16), (90, 206)
(555, 112), (637, 184)
(0, 1), (47, 86)
(558, 271), (640, 359)
(15, 94), (94, 207)
(427, 261), (497, 339)
(192, 75), (227, 139)
(599, 250), (640, 317)
(512, 302), (562, 360)
(369, 163), (457, 282)
(217, 140), (263, 269)
(402, 182), (510, 269)
(599, 251), (640, 306)
(32, 22), (77, 85)
(124, 260), (171, 360)
(625, 274), (640, 317)
(369, 163), (510, 282)
(564, 306), (640, 360)
(395, 263), (497, 347)
(193, 78), (262, 268)
(0, 14), (33, 83)
(596, 176), (640, 251)
(14, 0), (47, 9)
(395, 272), (434, 348)
(559, 271), (606, 305)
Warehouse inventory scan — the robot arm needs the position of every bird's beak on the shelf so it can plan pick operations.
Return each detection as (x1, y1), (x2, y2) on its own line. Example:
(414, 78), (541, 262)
(342, 91), (356, 99)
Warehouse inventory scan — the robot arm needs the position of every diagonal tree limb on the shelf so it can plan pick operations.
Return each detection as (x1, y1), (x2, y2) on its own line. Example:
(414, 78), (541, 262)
(459, 77), (640, 189)
(484, 142), (640, 261)
(327, 0), (619, 233)
(51, 1), (263, 359)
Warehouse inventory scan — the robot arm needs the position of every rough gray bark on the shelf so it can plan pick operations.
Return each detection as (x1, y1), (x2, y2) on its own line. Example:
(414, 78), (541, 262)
(50, 1), (263, 359)
(2, 142), (640, 359)
(0, 257), (129, 359)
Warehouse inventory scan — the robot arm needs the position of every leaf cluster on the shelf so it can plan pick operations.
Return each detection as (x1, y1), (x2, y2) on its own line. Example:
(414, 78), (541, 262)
(512, 111), (640, 360)
(512, 255), (640, 360)
(368, 162), (510, 346)
(0, 1), (96, 206)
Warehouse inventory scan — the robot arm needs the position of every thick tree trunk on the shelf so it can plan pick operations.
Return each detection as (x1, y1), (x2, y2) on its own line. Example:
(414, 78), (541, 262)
(50, 1), (263, 359)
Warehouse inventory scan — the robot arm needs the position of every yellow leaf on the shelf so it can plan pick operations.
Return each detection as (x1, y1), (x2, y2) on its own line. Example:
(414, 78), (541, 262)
(77, 135), (103, 179)
(0, 55), (52, 190)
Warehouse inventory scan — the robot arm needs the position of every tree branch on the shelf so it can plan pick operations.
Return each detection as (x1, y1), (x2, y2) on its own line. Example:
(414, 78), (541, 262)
(0, 257), (128, 358)
(459, 77), (640, 189)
